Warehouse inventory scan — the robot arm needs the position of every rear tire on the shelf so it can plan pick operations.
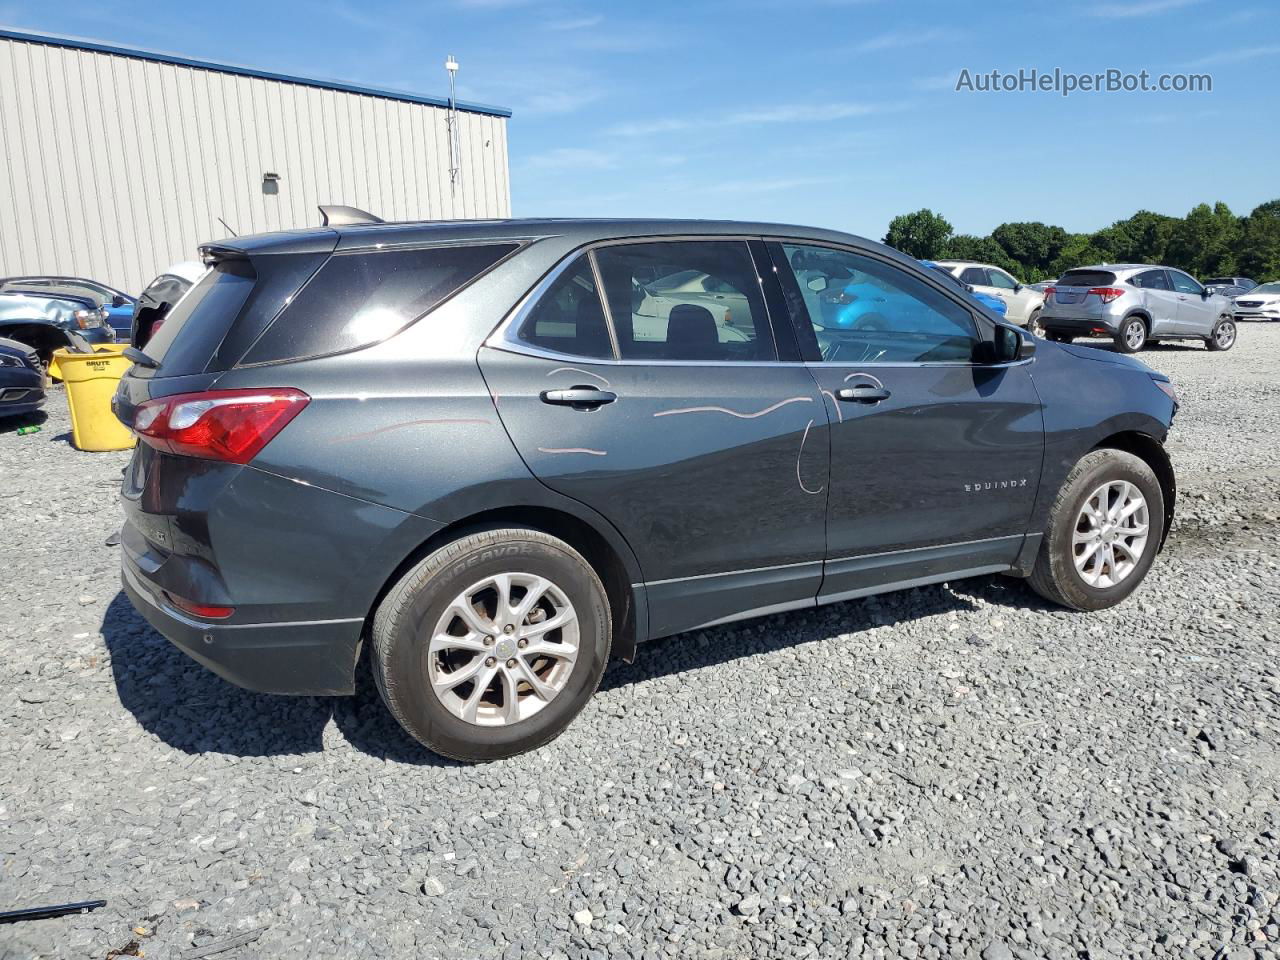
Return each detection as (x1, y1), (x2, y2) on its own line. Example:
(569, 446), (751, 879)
(1028, 449), (1164, 611)
(372, 528), (611, 762)
(1207, 316), (1236, 351)
(1115, 316), (1147, 353)
(1047, 332), (1073, 343)
(1026, 310), (1045, 338)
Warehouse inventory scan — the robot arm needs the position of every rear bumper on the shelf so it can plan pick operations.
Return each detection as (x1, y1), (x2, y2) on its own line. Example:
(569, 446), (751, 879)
(122, 549), (362, 695)
(1040, 316), (1120, 335)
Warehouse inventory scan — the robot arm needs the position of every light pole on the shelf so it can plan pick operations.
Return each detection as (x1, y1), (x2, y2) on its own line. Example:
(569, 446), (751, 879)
(445, 55), (461, 191)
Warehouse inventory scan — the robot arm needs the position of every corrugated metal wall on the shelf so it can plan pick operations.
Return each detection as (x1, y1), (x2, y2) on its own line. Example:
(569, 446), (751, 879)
(0, 36), (511, 293)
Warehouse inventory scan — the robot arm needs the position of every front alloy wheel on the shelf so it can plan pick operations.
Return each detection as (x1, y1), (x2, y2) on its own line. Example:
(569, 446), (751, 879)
(1071, 480), (1150, 589)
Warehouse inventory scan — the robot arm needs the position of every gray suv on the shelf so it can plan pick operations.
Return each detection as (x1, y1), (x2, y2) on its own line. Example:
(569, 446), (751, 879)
(1040, 264), (1237, 353)
(113, 219), (1178, 760)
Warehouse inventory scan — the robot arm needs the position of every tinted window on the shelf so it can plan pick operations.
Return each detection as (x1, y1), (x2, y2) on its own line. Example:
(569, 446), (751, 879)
(959, 267), (988, 285)
(1168, 271), (1203, 295)
(987, 269), (1018, 290)
(1132, 269), (1171, 290)
(782, 244), (978, 363)
(593, 241), (775, 361)
(243, 243), (517, 365)
(143, 260), (255, 374)
(1059, 270), (1117, 287)
(517, 257), (613, 359)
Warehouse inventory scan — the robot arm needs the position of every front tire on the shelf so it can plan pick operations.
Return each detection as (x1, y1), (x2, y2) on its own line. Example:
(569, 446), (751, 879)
(1028, 449), (1164, 611)
(1115, 316), (1147, 353)
(1207, 316), (1236, 351)
(372, 528), (611, 761)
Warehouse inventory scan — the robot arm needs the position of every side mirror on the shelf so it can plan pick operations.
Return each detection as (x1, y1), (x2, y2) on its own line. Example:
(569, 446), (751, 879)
(112, 294), (129, 307)
(1201, 288), (1211, 299)
(1013, 283), (1023, 293)
(806, 276), (829, 293)
(976, 324), (1035, 364)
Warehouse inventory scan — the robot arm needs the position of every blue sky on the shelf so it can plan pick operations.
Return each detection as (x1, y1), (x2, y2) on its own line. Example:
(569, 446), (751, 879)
(5, 0), (1277, 239)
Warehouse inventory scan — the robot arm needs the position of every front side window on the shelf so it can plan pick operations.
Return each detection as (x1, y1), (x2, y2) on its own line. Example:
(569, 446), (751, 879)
(780, 244), (978, 364)
(593, 241), (775, 362)
(516, 257), (613, 359)
(1169, 271), (1204, 295)
(987, 269), (1018, 290)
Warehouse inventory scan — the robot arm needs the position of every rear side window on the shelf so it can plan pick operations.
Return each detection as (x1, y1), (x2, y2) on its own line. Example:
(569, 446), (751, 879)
(1059, 270), (1117, 287)
(593, 241), (776, 362)
(143, 261), (254, 375)
(1132, 269), (1170, 290)
(516, 258), (613, 359)
(959, 267), (988, 285)
(242, 243), (517, 365)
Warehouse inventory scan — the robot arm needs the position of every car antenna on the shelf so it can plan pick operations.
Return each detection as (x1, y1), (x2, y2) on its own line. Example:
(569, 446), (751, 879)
(217, 216), (238, 237)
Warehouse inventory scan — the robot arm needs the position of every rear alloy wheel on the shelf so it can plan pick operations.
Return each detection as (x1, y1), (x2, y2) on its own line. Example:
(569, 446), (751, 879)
(1027, 310), (1045, 338)
(1115, 317), (1147, 353)
(372, 528), (611, 761)
(1028, 449), (1164, 611)
(1207, 316), (1237, 351)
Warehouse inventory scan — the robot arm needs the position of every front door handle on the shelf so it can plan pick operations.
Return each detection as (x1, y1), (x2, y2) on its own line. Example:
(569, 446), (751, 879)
(836, 385), (891, 403)
(540, 386), (617, 409)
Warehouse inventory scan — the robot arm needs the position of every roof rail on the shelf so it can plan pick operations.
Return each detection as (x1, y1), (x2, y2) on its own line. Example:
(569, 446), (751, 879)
(318, 204), (384, 227)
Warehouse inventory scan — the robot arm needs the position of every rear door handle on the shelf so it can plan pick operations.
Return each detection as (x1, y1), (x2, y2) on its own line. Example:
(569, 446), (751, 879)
(539, 386), (617, 409)
(836, 385), (891, 403)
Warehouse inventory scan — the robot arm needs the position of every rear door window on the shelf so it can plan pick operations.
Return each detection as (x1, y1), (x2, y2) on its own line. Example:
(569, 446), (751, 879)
(516, 257), (613, 359)
(242, 243), (519, 365)
(592, 241), (776, 362)
(959, 267), (988, 285)
(1132, 270), (1171, 290)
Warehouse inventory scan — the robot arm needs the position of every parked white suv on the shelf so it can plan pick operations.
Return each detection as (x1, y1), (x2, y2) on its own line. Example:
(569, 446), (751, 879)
(932, 260), (1046, 334)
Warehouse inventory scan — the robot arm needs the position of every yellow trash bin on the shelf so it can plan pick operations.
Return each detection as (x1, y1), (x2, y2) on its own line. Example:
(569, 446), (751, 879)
(48, 342), (128, 381)
(55, 349), (136, 452)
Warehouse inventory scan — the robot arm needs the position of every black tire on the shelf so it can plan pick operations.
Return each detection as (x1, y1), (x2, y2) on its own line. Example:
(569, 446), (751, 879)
(1027, 310), (1045, 338)
(1206, 316), (1237, 352)
(372, 528), (611, 762)
(1047, 332), (1073, 343)
(1115, 316), (1147, 353)
(1028, 449), (1164, 611)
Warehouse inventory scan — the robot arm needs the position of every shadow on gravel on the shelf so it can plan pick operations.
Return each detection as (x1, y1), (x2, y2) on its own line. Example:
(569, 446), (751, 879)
(100, 592), (456, 767)
(0, 409), (47, 434)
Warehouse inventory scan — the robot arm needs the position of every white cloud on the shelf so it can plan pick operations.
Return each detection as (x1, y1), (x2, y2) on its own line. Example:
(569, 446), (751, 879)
(854, 27), (962, 53)
(1084, 0), (1200, 17)
(1189, 43), (1280, 66)
(546, 14), (604, 30)
(608, 101), (907, 137)
(523, 148), (617, 171)
(707, 175), (838, 194)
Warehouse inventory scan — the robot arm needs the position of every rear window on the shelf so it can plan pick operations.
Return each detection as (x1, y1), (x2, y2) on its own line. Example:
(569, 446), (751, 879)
(144, 261), (254, 375)
(241, 243), (518, 365)
(1058, 270), (1117, 287)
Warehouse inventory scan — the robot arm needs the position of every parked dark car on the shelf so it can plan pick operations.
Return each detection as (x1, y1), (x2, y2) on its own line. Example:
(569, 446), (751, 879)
(114, 219), (1178, 761)
(0, 275), (135, 338)
(1203, 276), (1256, 298)
(0, 336), (46, 419)
(131, 261), (205, 348)
(0, 290), (114, 365)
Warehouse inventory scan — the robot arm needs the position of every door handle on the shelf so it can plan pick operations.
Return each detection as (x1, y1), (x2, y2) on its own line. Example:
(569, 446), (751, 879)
(539, 386), (617, 409)
(836, 385), (891, 403)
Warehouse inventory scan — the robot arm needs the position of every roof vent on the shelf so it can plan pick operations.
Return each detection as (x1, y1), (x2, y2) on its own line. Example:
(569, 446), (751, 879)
(318, 204), (384, 226)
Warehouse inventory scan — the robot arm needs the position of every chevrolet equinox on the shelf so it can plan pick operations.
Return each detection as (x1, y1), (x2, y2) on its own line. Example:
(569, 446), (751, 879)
(114, 219), (1178, 761)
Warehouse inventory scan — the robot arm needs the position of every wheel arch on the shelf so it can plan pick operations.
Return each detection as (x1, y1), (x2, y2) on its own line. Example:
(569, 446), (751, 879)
(368, 505), (643, 663)
(1092, 431), (1176, 549)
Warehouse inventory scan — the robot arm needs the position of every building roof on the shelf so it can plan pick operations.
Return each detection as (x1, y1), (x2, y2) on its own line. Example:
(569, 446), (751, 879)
(0, 26), (512, 118)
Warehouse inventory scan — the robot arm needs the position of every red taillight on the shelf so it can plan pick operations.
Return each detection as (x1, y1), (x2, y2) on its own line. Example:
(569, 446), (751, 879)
(1088, 287), (1126, 303)
(132, 387), (309, 464)
(165, 593), (234, 619)
(1043, 286), (1056, 301)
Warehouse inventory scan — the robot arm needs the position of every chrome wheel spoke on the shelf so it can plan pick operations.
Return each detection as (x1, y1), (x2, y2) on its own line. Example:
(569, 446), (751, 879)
(522, 639), (578, 663)
(511, 575), (552, 624)
(432, 653), (485, 691)
(498, 669), (522, 725)
(1073, 479), (1150, 589)
(449, 600), (493, 637)
(514, 656), (558, 700)
(459, 664), (499, 723)
(429, 631), (488, 656)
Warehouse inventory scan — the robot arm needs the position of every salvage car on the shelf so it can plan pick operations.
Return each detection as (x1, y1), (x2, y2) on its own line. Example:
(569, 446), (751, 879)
(0, 276), (135, 338)
(0, 336), (46, 419)
(931, 260), (1045, 334)
(1203, 276), (1256, 298)
(113, 218), (1178, 761)
(920, 260), (1008, 317)
(1231, 281), (1280, 321)
(0, 291), (114, 366)
(1040, 264), (1237, 353)
(131, 261), (206, 348)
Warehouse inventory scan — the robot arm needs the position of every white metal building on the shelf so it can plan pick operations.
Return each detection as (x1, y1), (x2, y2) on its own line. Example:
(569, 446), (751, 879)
(0, 28), (512, 293)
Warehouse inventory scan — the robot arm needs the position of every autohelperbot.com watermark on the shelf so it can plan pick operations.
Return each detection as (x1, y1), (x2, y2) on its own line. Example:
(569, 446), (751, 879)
(954, 67), (1212, 97)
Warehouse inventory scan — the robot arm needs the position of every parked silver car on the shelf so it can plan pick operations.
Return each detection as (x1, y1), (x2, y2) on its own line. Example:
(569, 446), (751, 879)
(1040, 264), (1237, 353)
(1231, 281), (1280, 322)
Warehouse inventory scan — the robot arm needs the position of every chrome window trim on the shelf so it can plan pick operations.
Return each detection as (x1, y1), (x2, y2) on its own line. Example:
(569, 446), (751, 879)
(486, 235), (785, 365)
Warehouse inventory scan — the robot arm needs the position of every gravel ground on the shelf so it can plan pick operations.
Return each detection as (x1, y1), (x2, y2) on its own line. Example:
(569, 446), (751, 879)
(2, 329), (1278, 960)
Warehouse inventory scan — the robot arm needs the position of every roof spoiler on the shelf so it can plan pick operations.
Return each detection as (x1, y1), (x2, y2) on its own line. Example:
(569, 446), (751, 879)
(318, 204), (384, 226)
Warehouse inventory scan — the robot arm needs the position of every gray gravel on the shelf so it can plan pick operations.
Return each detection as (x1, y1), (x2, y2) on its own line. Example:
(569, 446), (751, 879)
(2, 329), (1279, 960)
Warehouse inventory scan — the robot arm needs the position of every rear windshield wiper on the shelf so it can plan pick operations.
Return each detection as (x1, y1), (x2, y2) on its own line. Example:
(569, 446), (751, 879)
(124, 346), (158, 368)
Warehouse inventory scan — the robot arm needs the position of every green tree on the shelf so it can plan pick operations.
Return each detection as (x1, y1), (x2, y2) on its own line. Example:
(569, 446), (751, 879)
(991, 222), (1069, 274)
(1166, 202), (1242, 276)
(1096, 210), (1178, 264)
(884, 208), (952, 259)
(1238, 200), (1280, 281)
(1048, 234), (1110, 279)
